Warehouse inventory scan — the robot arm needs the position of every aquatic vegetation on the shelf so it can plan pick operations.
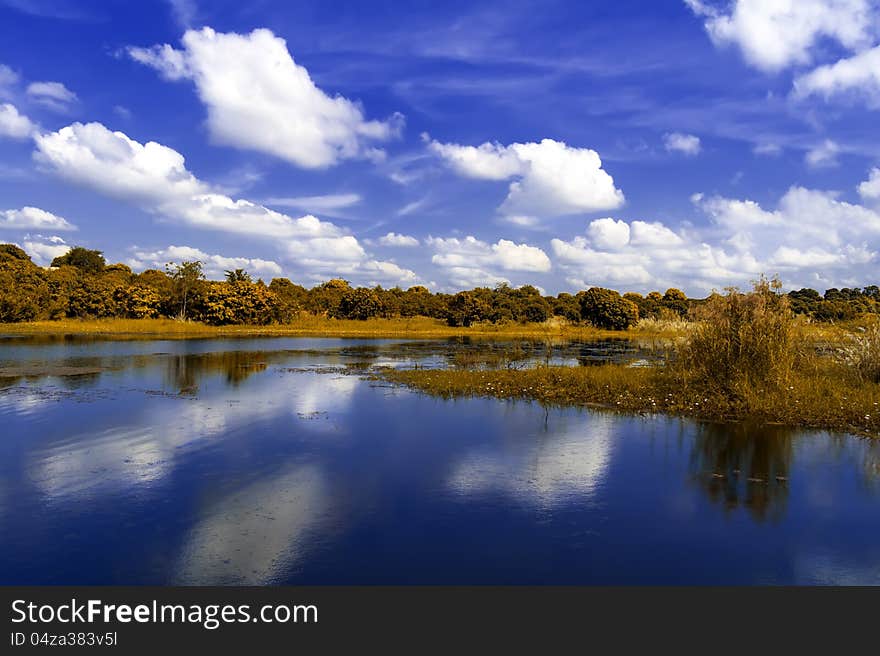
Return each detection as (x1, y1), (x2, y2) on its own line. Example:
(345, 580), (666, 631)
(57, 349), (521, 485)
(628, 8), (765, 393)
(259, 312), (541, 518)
(383, 281), (880, 436)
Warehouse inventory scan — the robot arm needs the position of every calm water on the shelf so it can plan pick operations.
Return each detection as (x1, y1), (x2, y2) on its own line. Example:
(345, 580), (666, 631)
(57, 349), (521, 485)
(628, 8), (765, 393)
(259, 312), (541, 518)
(1, 336), (878, 585)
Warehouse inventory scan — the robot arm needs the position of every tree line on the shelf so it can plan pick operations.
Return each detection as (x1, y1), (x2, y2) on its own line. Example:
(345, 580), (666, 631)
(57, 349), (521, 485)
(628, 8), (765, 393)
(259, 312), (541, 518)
(0, 243), (877, 327)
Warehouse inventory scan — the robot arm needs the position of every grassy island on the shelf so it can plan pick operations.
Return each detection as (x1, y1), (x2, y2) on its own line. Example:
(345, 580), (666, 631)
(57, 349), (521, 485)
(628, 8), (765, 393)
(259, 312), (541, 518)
(382, 281), (880, 436)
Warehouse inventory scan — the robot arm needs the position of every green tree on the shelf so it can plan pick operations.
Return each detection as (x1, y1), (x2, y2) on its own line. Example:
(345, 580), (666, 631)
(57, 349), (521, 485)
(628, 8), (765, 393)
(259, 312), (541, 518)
(579, 287), (639, 330)
(225, 269), (252, 283)
(446, 291), (491, 327)
(166, 260), (204, 320)
(51, 247), (106, 273)
(114, 284), (162, 318)
(198, 280), (277, 325)
(268, 278), (306, 323)
(552, 293), (582, 322)
(0, 244), (30, 262)
(333, 287), (384, 320)
(0, 256), (49, 321)
(662, 288), (689, 317)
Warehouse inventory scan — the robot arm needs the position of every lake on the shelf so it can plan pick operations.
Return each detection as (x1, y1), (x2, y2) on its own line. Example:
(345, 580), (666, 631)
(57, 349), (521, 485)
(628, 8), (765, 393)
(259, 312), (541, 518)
(0, 336), (878, 585)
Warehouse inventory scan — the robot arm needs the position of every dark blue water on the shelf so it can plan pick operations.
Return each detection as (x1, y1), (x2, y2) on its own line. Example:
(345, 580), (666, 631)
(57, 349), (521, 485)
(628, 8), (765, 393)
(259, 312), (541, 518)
(0, 337), (878, 585)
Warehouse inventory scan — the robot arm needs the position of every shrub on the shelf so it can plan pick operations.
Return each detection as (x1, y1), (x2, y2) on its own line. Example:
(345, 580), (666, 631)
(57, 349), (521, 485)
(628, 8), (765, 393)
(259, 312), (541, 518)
(676, 277), (797, 397)
(578, 287), (639, 330)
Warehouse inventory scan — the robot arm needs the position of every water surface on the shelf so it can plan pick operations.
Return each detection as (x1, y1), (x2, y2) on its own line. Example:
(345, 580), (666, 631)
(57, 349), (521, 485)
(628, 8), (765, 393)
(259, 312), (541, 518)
(0, 336), (878, 585)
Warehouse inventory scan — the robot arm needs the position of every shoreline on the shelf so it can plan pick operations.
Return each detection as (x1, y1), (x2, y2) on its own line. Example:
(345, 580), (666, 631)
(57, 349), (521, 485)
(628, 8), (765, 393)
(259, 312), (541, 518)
(0, 317), (683, 341)
(379, 364), (880, 437)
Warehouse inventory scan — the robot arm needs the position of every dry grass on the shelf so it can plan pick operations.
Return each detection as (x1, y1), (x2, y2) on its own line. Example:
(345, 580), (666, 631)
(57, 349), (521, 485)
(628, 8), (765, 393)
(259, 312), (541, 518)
(0, 316), (680, 341)
(835, 323), (880, 383)
(381, 284), (880, 436)
(383, 361), (880, 435)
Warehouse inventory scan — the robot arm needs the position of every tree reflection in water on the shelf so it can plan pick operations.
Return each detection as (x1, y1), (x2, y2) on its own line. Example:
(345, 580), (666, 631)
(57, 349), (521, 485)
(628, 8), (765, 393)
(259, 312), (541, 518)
(163, 351), (269, 394)
(689, 422), (793, 522)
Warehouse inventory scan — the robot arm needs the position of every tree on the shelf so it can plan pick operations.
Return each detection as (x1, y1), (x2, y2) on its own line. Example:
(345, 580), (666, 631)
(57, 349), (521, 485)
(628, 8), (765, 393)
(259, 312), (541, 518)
(269, 278), (306, 323)
(446, 291), (491, 327)
(166, 260), (204, 320)
(552, 293), (581, 322)
(333, 287), (384, 320)
(579, 287), (639, 330)
(0, 257), (49, 321)
(225, 269), (252, 283)
(51, 247), (106, 273)
(0, 244), (30, 262)
(114, 284), (161, 318)
(662, 288), (689, 317)
(198, 280), (277, 325)
(787, 288), (822, 316)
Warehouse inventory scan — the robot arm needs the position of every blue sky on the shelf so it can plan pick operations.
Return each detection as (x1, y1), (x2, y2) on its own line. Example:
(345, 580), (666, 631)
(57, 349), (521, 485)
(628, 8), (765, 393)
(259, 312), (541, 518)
(1, 0), (880, 295)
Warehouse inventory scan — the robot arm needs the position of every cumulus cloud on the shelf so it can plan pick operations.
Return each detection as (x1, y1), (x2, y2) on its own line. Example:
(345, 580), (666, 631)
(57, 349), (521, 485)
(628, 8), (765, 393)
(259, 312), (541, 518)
(859, 167), (880, 202)
(426, 235), (550, 288)
(32, 121), (417, 286)
(428, 137), (624, 220)
(378, 232), (419, 247)
(0, 103), (35, 139)
(805, 139), (840, 168)
(663, 132), (701, 156)
(685, 0), (876, 73)
(26, 81), (77, 112)
(552, 184), (880, 294)
(22, 235), (70, 265)
(126, 245), (282, 280)
(793, 45), (880, 108)
(0, 206), (75, 231)
(128, 27), (403, 168)
(586, 217), (631, 250)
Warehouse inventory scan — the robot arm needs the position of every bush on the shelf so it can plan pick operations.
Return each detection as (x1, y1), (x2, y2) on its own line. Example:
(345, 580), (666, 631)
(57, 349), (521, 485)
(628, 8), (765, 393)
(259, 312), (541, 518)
(676, 277), (797, 397)
(578, 287), (639, 330)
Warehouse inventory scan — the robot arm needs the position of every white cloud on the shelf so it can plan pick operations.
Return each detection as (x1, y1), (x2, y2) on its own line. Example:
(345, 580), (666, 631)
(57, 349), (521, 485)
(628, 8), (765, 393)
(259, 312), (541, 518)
(428, 137), (624, 219)
(23, 235), (70, 265)
(0, 64), (18, 96)
(552, 184), (880, 294)
(793, 44), (880, 108)
(26, 80), (77, 112)
(0, 103), (35, 139)
(128, 43), (190, 80)
(128, 27), (403, 168)
(859, 167), (880, 201)
(587, 217), (631, 250)
(805, 139), (840, 168)
(127, 245), (282, 279)
(33, 122), (346, 242)
(427, 235), (550, 288)
(685, 0), (876, 72)
(165, 0), (197, 28)
(262, 193), (361, 216)
(663, 132), (702, 156)
(378, 232), (419, 247)
(753, 142), (783, 156)
(1, 206), (75, 231)
(32, 121), (416, 286)
(396, 197), (428, 217)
